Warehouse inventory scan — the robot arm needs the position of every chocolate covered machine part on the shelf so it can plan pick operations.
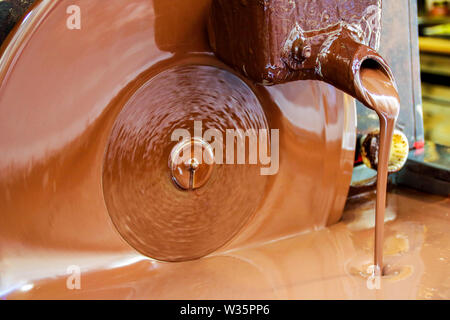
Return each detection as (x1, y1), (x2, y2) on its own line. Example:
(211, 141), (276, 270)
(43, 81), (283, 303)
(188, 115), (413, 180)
(208, 0), (400, 274)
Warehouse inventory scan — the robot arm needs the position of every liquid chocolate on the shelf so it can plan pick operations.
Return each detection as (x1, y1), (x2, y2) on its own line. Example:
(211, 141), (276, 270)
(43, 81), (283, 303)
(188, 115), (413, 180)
(102, 64), (270, 261)
(358, 64), (400, 275)
(1, 0), (446, 300)
(0, 0), (353, 276)
(6, 188), (450, 299)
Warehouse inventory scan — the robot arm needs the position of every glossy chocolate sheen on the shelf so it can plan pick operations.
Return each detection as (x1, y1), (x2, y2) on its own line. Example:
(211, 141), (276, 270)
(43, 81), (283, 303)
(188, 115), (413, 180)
(358, 64), (399, 273)
(208, 0), (382, 85)
(6, 188), (450, 299)
(102, 65), (270, 261)
(0, 0), (448, 300)
(0, 0), (355, 265)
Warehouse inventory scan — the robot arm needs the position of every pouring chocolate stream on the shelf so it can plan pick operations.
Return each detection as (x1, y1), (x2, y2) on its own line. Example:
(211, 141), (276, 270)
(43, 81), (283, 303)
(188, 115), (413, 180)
(358, 63), (400, 275)
(209, 0), (400, 275)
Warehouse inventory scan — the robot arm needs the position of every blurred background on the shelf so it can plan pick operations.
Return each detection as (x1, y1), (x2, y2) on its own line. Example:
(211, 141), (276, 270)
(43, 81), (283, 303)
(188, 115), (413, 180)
(418, 0), (450, 147)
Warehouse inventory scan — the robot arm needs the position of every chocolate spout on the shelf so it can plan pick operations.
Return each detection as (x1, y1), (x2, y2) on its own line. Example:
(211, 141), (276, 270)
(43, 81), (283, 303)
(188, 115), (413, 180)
(208, 0), (398, 112)
(208, 0), (384, 87)
(313, 30), (397, 109)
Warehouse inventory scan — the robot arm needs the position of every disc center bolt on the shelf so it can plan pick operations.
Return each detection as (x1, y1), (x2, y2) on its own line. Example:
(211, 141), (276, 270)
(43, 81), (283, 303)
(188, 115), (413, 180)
(169, 137), (215, 190)
(186, 158), (200, 171)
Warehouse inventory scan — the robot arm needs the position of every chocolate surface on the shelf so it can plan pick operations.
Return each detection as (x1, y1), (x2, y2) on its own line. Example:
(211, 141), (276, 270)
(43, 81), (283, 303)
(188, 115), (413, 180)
(5, 188), (450, 299)
(0, 0), (353, 266)
(102, 65), (270, 261)
(0, 0), (447, 300)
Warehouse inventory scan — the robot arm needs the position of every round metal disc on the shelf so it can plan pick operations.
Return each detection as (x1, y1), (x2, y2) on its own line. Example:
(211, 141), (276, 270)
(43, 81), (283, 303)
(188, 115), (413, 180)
(102, 65), (269, 261)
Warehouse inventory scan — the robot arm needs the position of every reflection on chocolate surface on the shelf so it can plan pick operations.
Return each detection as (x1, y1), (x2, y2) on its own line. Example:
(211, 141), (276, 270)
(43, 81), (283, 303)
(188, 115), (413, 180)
(0, 0), (353, 279)
(0, 0), (447, 300)
(5, 189), (450, 299)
